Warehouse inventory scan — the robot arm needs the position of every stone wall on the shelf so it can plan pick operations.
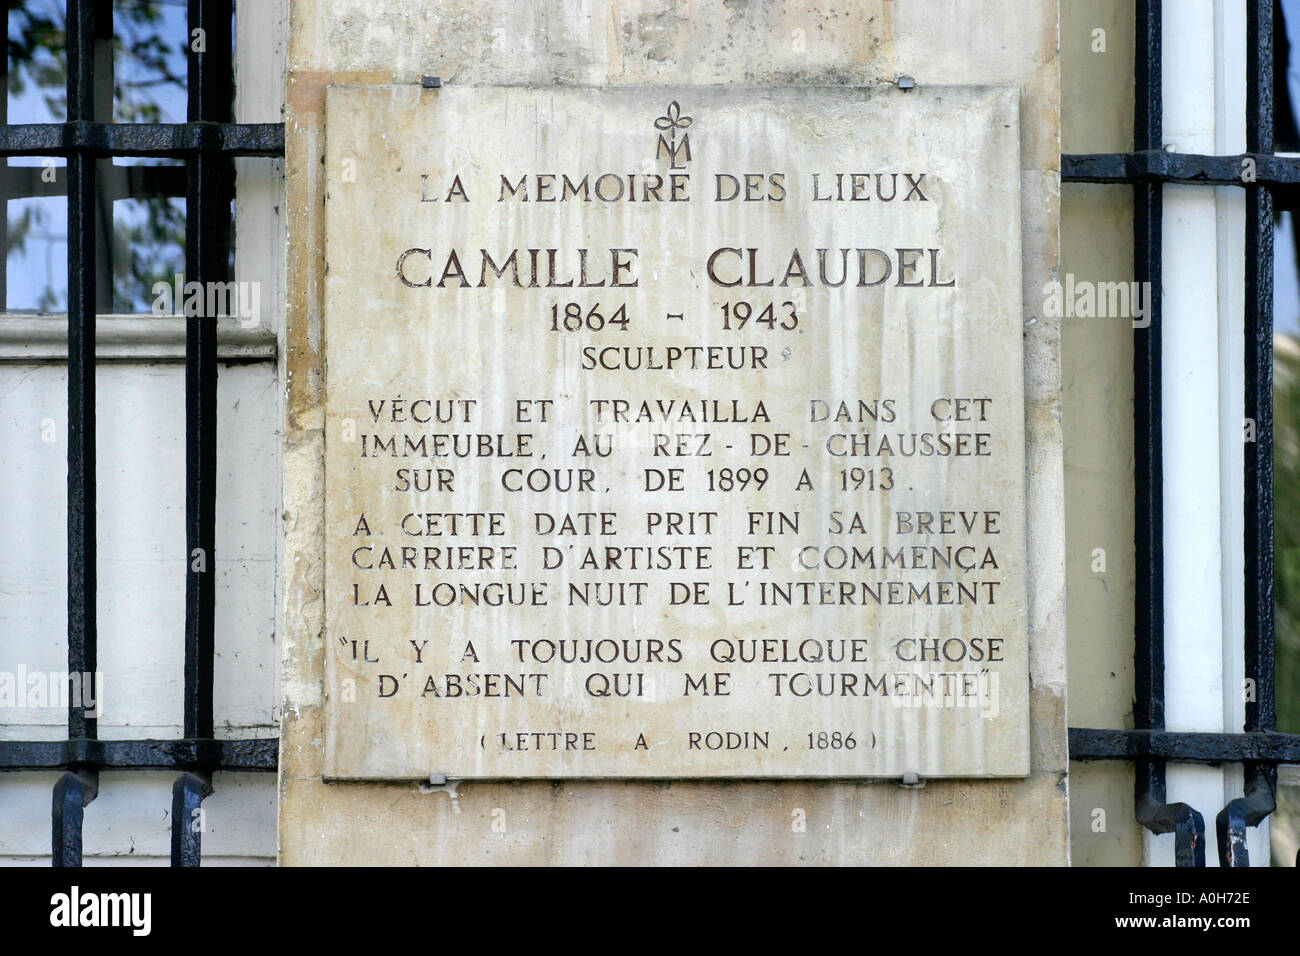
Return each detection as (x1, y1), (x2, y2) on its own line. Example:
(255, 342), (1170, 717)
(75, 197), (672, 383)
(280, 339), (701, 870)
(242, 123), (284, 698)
(278, 0), (1065, 865)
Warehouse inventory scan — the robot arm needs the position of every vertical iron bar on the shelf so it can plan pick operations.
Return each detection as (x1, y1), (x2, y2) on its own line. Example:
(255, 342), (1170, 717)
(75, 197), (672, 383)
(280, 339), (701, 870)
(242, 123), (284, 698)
(65, 0), (98, 744)
(1218, 0), (1280, 866)
(1131, 0), (1207, 866)
(92, 1), (112, 310)
(1133, 0), (1166, 776)
(1245, 0), (1278, 742)
(177, 0), (232, 867)
(182, 0), (232, 742)
(169, 771), (211, 867)
(51, 770), (97, 867)
(1133, 0), (1164, 740)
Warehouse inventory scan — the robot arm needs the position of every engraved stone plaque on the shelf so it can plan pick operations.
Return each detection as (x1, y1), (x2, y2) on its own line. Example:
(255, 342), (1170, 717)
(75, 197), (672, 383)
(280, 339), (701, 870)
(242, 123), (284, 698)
(322, 85), (1028, 779)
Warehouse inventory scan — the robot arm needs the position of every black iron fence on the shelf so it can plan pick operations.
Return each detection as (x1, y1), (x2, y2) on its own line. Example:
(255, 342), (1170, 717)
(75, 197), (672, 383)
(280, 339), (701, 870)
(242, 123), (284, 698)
(1064, 0), (1300, 866)
(0, 0), (281, 866)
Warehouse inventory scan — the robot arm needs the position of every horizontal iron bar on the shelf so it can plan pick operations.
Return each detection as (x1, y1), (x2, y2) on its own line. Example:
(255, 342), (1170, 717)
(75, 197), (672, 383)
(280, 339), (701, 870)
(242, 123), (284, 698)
(0, 122), (283, 158)
(0, 163), (186, 201)
(1063, 149), (1300, 185)
(1070, 727), (1300, 763)
(0, 737), (277, 771)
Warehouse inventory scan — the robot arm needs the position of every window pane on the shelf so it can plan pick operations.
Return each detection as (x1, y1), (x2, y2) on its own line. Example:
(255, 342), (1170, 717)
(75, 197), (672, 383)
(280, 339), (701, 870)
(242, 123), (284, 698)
(5, 1), (67, 124)
(3, 157), (66, 312)
(113, 0), (188, 124)
(5, 1), (191, 125)
(111, 181), (185, 313)
(2, 158), (189, 314)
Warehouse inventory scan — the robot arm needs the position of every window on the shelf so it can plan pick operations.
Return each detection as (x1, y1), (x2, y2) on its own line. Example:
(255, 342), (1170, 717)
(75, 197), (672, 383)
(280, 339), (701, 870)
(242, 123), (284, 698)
(1064, 0), (1300, 867)
(0, 0), (284, 866)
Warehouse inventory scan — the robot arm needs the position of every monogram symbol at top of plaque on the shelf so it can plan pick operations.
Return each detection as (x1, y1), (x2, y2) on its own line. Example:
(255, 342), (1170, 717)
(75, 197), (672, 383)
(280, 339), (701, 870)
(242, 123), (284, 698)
(654, 101), (693, 169)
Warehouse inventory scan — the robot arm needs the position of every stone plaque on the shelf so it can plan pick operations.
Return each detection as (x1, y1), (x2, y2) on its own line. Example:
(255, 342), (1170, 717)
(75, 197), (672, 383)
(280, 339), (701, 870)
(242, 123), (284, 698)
(322, 85), (1028, 779)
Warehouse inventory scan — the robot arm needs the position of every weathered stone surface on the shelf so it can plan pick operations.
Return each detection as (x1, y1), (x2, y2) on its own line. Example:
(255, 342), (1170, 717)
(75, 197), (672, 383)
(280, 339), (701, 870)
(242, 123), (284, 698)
(281, 0), (1066, 865)
(322, 85), (1028, 780)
